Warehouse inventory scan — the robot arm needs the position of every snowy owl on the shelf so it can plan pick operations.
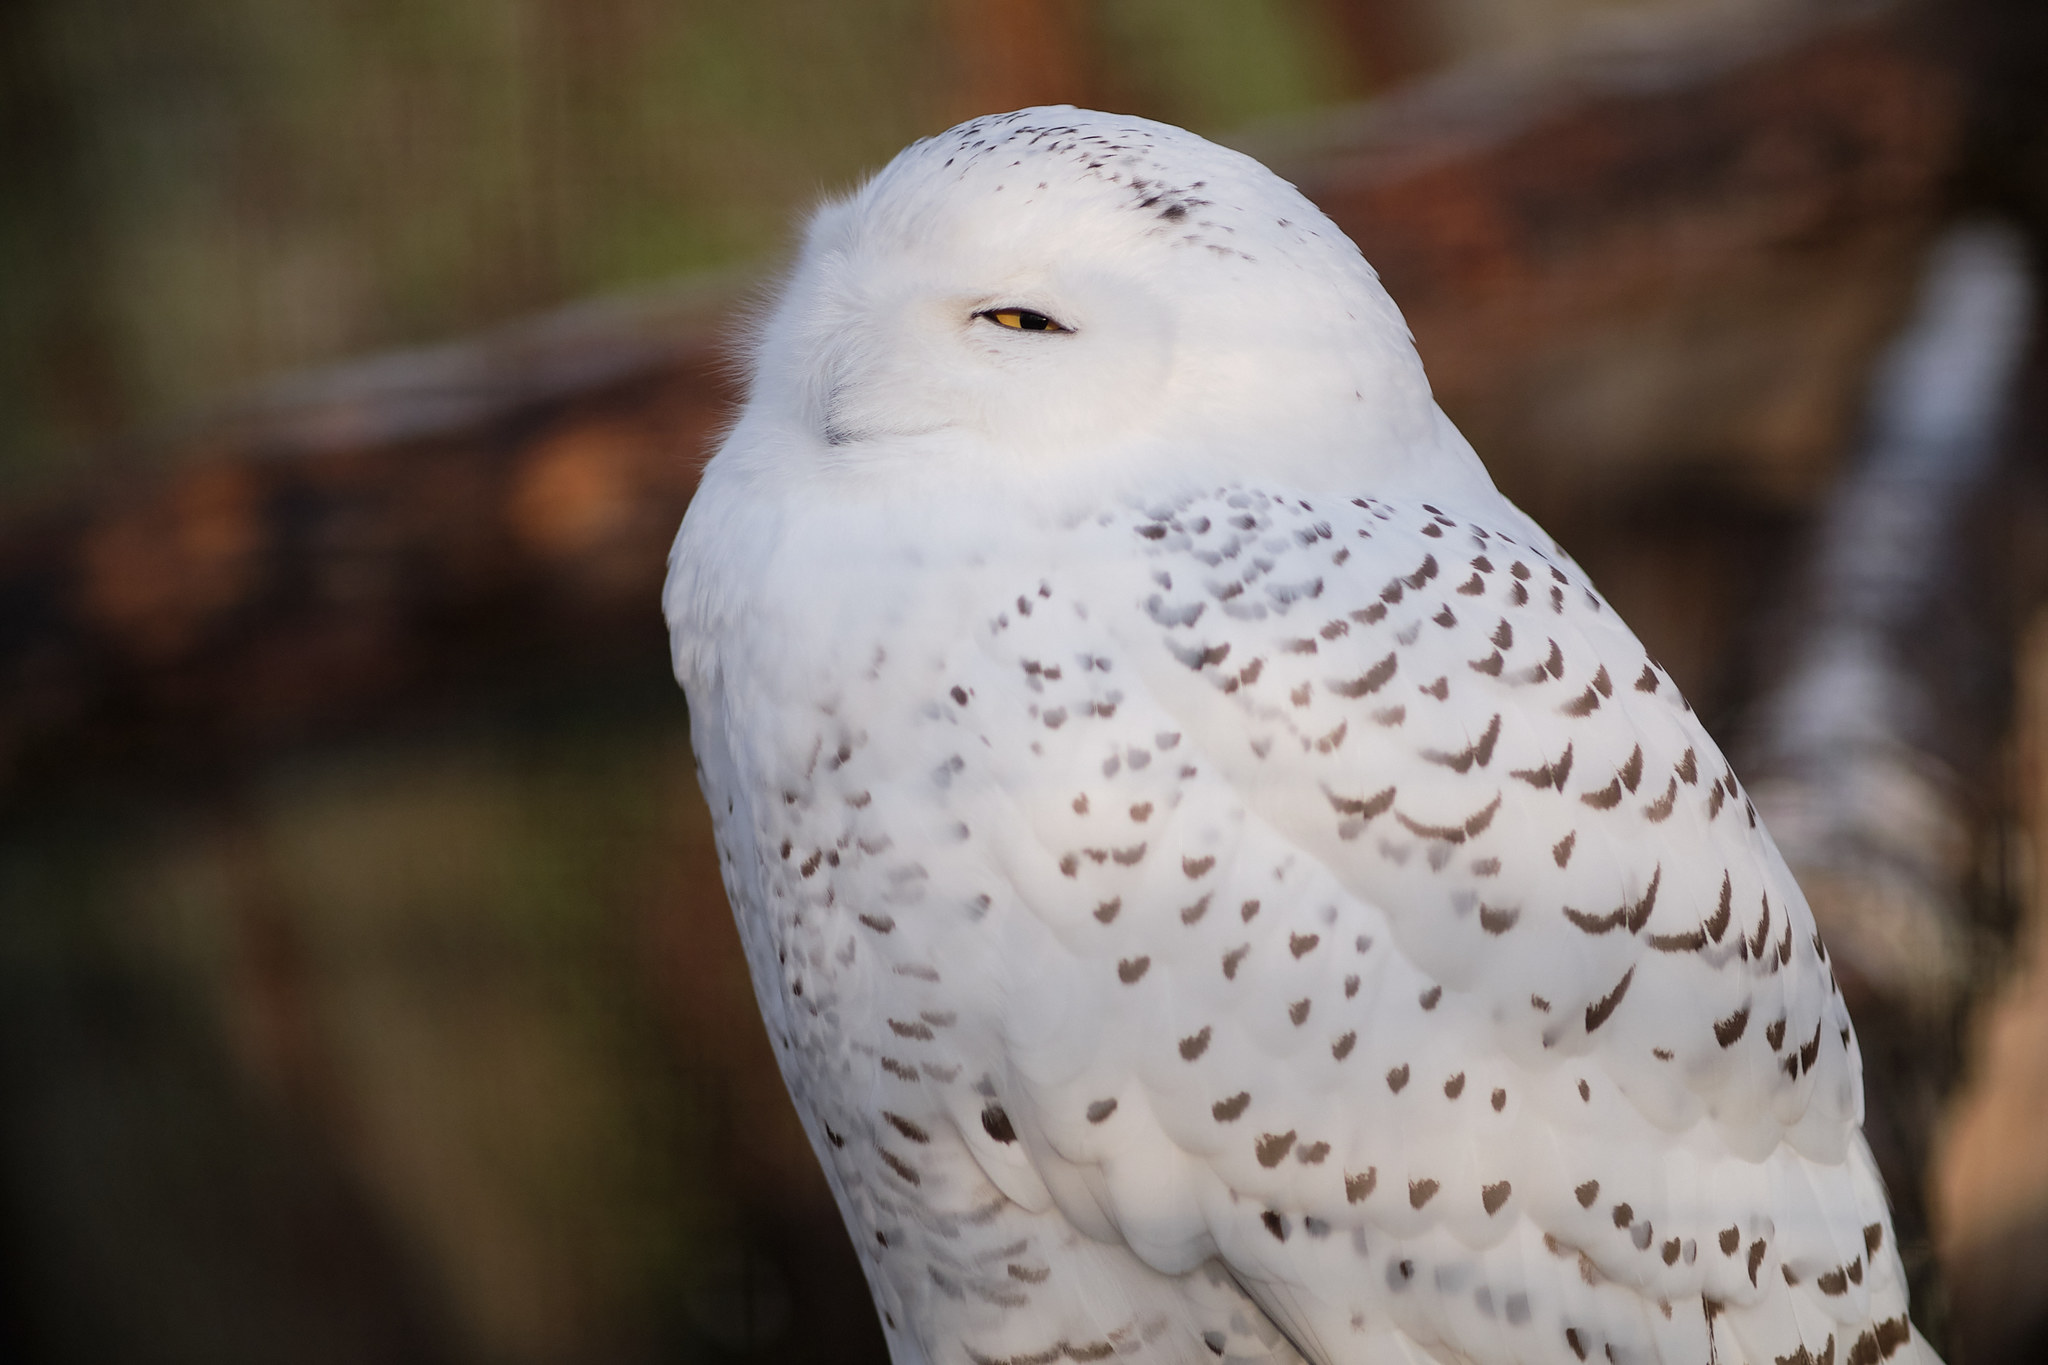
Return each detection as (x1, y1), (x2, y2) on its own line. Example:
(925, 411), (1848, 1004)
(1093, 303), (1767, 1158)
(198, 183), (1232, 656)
(664, 107), (1934, 1365)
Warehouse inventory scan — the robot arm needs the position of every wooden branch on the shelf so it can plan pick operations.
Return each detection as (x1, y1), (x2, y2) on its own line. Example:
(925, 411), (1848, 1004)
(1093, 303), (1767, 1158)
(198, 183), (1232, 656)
(0, 0), (1961, 802)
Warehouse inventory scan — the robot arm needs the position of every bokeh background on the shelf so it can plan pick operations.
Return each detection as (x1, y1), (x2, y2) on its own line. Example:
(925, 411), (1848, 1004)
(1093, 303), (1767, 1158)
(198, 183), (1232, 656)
(5, 0), (2048, 1361)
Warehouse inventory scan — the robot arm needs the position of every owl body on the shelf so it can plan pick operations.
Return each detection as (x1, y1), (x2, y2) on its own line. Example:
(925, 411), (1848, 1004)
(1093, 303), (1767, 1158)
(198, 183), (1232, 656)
(667, 108), (1931, 1365)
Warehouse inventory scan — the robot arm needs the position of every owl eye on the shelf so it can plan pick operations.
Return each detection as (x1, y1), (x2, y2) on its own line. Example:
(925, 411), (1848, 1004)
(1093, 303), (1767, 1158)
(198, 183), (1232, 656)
(978, 307), (1069, 333)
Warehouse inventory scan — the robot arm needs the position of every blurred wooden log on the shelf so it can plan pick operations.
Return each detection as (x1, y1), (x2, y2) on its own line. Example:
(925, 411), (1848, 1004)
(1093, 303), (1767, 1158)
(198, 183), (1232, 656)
(1746, 224), (2031, 1019)
(1934, 609), (2048, 1365)
(1734, 222), (2035, 1323)
(0, 0), (1960, 804)
(1263, 0), (1959, 524)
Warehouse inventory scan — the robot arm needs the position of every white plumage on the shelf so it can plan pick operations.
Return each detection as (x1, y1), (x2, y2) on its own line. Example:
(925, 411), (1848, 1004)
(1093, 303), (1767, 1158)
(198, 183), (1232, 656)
(664, 107), (1934, 1365)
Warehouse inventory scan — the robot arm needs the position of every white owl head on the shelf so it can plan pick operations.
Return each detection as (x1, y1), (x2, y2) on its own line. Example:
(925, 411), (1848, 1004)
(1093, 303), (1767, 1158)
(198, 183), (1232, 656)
(728, 107), (1480, 501)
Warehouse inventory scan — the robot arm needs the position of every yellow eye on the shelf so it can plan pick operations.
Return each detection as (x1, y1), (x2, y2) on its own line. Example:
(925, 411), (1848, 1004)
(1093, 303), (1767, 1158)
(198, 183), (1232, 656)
(980, 307), (1068, 333)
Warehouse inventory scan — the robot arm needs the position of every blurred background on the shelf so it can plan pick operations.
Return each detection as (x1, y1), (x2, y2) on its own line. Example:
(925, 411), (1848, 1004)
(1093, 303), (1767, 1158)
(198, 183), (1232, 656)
(4, 0), (2048, 1361)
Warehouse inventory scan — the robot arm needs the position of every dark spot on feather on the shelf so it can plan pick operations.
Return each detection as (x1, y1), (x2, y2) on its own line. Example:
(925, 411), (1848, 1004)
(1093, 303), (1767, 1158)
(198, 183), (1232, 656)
(1256, 1131), (1297, 1166)
(1715, 1005), (1750, 1047)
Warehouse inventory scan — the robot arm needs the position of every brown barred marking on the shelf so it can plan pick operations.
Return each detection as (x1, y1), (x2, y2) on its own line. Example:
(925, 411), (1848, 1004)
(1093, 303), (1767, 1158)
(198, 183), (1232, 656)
(885, 1112), (931, 1143)
(1706, 875), (1733, 941)
(1256, 1131), (1297, 1167)
(1715, 1005), (1751, 1047)
(1628, 868), (1661, 932)
(1585, 968), (1635, 1032)
(1649, 923), (1706, 953)
(1327, 785), (1397, 820)
(1511, 743), (1575, 790)
(1553, 832), (1577, 867)
(1397, 812), (1469, 844)
(1847, 1318), (1912, 1365)
(1332, 653), (1399, 698)
(1463, 794), (1502, 836)
(1423, 714), (1502, 771)
(1581, 778), (1623, 809)
(1564, 903), (1626, 935)
(1800, 1019), (1823, 1072)
(1213, 1092), (1251, 1122)
(1345, 1168), (1377, 1202)
(1644, 777), (1678, 822)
